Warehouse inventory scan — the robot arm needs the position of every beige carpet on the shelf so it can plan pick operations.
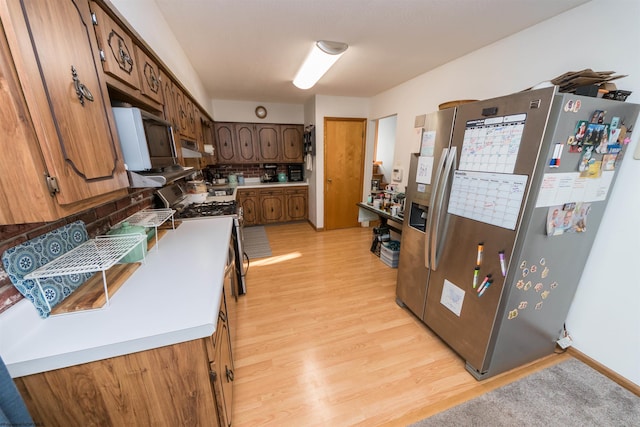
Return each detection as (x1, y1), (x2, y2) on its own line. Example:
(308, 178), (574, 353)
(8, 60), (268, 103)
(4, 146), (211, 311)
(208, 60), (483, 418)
(410, 358), (640, 426)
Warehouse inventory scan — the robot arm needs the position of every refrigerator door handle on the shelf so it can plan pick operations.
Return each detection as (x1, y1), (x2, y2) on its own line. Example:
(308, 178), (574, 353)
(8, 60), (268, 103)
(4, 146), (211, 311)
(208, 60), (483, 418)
(425, 147), (449, 269)
(430, 147), (456, 270)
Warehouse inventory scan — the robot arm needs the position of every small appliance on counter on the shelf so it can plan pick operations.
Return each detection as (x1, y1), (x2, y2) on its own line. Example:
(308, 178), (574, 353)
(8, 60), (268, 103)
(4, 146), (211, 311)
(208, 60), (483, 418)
(288, 164), (304, 182)
(261, 164), (279, 182)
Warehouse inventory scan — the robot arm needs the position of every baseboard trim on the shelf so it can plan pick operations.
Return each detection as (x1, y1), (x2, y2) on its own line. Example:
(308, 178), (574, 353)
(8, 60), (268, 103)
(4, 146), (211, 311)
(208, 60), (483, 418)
(568, 347), (640, 397)
(309, 220), (323, 231)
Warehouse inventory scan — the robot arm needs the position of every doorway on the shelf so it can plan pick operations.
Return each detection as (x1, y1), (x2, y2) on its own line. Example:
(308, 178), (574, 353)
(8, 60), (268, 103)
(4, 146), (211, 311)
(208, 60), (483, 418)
(324, 117), (367, 230)
(373, 115), (397, 188)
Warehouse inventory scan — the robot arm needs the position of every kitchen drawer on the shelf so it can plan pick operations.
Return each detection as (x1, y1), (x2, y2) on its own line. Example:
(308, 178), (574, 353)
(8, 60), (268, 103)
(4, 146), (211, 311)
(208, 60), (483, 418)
(260, 189), (285, 196)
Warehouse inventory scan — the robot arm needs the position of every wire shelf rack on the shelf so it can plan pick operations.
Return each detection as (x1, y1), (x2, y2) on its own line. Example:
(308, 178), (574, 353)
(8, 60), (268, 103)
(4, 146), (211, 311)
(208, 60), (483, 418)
(120, 208), (176, 249)
(25, 234), (147, 310)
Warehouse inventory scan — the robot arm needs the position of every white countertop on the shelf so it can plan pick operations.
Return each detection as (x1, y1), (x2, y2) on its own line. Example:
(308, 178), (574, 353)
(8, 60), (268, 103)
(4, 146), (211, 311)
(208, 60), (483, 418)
(0, 217), (233, 378)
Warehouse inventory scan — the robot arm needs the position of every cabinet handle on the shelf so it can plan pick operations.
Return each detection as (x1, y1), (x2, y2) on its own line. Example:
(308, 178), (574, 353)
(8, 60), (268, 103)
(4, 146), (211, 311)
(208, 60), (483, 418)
(71, 66), (94, 106)
(219, 310), (227, 322)
(118, 41), (133, 67)
(226, 366), (234, 382)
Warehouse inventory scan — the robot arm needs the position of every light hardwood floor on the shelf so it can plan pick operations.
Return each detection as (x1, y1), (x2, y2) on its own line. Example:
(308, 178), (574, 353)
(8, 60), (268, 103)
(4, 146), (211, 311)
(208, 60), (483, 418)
(232, 222), (569, 426)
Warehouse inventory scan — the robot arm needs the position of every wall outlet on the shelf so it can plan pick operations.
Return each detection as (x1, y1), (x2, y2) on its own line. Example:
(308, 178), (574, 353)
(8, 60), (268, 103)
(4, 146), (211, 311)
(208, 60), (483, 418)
(557, 336), (573, 349)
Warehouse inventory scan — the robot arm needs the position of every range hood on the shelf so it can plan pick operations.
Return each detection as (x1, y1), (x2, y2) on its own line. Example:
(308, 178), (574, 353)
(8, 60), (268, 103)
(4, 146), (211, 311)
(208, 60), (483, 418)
(128, 165), (195, 188)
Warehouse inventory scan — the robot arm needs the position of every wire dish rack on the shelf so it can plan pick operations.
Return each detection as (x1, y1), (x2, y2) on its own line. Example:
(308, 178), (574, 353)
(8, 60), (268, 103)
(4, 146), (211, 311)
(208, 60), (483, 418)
(119, 208), (175, 249)
(25, 234), (147, 311)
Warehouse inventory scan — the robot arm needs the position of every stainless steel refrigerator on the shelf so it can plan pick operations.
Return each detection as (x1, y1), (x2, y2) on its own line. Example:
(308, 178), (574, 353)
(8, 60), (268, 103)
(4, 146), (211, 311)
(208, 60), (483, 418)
(396, 87), (639, 379)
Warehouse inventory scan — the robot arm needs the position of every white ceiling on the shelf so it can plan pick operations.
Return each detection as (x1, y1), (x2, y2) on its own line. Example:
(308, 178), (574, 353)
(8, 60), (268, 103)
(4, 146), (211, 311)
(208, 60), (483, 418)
(154, 0), (590, 104)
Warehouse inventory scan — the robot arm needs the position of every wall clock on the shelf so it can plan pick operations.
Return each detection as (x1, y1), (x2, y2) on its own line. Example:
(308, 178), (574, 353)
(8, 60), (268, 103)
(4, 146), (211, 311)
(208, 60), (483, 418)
(255, 106), (267, 119)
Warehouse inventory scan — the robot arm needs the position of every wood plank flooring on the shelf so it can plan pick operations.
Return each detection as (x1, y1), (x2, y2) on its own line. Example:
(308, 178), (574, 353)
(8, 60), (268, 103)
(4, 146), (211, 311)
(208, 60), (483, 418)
(232, 222), (569, 426)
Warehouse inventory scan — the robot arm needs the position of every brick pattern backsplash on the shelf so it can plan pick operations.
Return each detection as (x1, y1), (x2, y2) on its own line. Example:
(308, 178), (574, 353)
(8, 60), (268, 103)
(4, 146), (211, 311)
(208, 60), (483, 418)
(206, 164), (293, 179)
(0, 188), (155, 314)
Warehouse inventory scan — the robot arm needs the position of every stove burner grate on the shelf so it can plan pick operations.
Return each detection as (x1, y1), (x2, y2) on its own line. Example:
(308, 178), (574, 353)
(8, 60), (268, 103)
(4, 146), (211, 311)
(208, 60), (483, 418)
(175, 200), (237, 219)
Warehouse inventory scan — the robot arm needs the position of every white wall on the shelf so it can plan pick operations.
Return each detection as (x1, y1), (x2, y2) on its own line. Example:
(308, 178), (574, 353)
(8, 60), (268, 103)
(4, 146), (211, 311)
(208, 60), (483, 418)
(370, 0), (640, 385)
(210, 100), (303, 124)
(109, 0), (211, 114)
(312, 96), (371, 229)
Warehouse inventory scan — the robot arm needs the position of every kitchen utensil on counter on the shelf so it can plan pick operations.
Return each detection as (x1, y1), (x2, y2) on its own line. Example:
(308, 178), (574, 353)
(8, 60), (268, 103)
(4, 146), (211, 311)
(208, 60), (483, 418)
(277, 172), (287, 182)
(107, 222), (147, 263)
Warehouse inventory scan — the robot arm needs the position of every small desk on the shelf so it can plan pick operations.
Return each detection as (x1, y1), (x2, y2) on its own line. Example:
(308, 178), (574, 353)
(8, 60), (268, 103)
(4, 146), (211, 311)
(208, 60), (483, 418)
(357, 202), (403, 235)
(357, 202), (403, 255)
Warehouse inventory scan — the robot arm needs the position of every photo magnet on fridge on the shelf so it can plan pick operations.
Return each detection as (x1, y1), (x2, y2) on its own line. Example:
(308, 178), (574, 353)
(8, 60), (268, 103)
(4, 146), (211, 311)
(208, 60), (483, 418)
(590, 109), (606, 124)
(578, 146), (594, 173)
(574, 120), (587, 144)
(602, 153), (618, 170)
(584, 123), (609, 146)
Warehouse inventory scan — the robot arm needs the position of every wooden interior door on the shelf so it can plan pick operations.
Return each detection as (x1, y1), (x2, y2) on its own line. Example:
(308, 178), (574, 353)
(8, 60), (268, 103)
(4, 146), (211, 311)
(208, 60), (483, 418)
(324, 117), (366, 230)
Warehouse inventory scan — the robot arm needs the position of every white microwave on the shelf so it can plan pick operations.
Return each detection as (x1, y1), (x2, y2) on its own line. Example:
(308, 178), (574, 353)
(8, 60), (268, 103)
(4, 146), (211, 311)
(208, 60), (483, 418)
(112, 107), (177, 172)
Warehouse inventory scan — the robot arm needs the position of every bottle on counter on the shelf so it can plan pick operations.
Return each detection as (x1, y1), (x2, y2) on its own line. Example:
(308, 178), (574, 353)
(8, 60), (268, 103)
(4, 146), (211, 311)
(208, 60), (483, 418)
(237, 172), (245, 185)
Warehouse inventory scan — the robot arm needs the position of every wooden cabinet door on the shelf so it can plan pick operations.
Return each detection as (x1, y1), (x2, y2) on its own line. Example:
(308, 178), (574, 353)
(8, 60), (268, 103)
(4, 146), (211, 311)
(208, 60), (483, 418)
(89, 2), (140, 89)
(2, 0), (128, 211)
(183, 97), (197, 140)
(260, 189), (285, 223)
(212, 312), (234, 427)
(160, 70), (179, 131)
(134, 45), (163, 104)
(175, 88), (189, 137)
(285, 187), (308, 221)
(214, 123), (236, 163)
(282, 125), (304, 163)
(255, 124), (280, 163)
(234, 123), (257, 163)
(238, 190), (259, 226)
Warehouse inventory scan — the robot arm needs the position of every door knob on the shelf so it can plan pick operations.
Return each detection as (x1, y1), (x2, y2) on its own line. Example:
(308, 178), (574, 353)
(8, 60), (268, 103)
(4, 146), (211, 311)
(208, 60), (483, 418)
(327, 178), (332, 183)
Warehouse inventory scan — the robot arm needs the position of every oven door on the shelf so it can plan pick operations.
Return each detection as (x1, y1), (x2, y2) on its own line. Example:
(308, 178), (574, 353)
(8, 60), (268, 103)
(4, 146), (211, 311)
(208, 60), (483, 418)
(231, 217), (246, 295)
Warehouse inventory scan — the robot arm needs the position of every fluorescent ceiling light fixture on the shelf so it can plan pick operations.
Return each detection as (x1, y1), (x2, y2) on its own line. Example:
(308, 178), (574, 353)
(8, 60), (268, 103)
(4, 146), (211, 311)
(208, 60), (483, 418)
(293, 40), (348, 90)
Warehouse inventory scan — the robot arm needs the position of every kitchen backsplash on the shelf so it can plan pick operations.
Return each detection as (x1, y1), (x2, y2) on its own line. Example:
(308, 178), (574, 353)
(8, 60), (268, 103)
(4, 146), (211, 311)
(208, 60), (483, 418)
(205, 164), (291, 180)
(0, 188), (155, 315)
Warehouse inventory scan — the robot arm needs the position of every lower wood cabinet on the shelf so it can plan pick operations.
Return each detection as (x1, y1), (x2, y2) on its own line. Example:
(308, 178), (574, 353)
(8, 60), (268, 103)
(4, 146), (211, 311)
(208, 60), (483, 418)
(285, 187), (308, 221)
(238, 189), (259, 226)
(237, 186), (308, 225)
(16, 285), (235, 426)
(260, 188), (286, 223)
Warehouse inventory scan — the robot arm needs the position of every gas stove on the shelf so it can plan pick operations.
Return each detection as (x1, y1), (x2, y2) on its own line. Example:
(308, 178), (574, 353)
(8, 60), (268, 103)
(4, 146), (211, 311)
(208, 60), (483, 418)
(175, 200), (238, 219)
(156, 184), (238, 220)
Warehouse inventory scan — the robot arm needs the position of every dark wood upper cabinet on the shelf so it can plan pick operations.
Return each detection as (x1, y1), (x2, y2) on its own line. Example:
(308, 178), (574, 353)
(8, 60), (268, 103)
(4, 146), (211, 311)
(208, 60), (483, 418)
(90, 1), (140, 90)
(255, 124), (280, 163)
(281, 125), (304, 163)
(234, 123), (257, 163)
(0, 0), (129, 223)
(134, 45), (163, 105)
